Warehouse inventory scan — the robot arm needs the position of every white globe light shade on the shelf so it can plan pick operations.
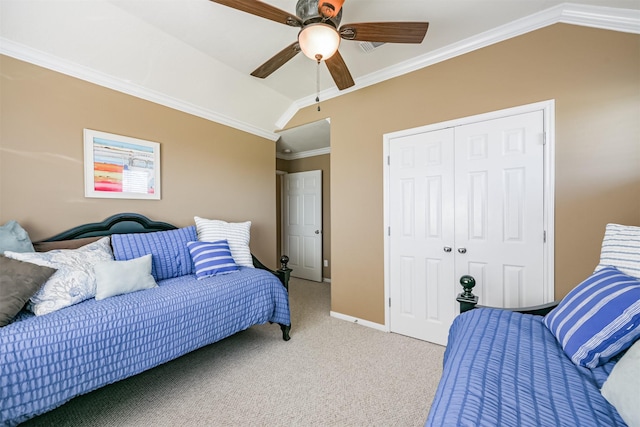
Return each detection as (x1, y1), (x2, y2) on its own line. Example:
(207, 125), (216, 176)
(298, 23), (341, 61)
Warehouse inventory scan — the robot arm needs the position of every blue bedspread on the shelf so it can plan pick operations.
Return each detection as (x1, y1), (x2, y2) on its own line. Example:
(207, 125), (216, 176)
(1, 267), (290, 426)
(425, 308), (626, 427)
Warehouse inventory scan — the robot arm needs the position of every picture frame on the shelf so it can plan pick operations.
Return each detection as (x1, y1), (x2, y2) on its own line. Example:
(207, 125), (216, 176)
(83, 129), (161, 200)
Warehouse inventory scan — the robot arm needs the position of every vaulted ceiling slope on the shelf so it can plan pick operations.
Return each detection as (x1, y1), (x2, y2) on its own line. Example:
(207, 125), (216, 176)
(1, 1), (639, 140)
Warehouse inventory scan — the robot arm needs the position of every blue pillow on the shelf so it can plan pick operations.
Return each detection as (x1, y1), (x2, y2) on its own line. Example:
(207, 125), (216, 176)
(543, 266), (640, 368)
(187, 240), (239, 279)
(0, 220), (34, 254)
(111, 226), (196, 281)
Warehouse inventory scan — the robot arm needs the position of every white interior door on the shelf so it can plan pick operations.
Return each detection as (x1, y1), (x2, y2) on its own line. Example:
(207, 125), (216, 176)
(454, 111), (545, 308)
(284, 171), (323, 282)
(388, 109), (547, 345)
(389, 128), (457, 345)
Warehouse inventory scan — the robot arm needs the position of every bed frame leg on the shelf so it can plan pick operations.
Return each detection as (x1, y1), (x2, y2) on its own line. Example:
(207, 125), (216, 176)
(280, 324), (291, 341)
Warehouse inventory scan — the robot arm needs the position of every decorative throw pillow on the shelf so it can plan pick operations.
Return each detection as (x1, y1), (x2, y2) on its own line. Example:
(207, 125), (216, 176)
(194, 216), (253, 268)
(187, 240), (239, 279)
(0, 256), (57, 326)
(601, 339), (640, 427)
(543, 266), (640, 368)
(0, 220), (35, 254)
(596, 223), (640, 279)
(94, 254), (158, 300)
(111, 226), (196, 281)
(3, 237), (114, 315)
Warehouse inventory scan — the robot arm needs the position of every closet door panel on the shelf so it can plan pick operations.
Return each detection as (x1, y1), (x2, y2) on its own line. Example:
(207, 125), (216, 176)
(454, 111), (545, 308)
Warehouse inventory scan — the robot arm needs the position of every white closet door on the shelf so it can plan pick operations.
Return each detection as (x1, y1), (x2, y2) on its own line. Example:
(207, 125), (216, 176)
(388, 110), (546, 345)
(454, 110), (545, 308)
(389, 128), (456, 345)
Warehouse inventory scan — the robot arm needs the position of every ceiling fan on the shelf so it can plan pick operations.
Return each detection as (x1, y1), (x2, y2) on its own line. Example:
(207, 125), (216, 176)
(210, 0), (429, 90)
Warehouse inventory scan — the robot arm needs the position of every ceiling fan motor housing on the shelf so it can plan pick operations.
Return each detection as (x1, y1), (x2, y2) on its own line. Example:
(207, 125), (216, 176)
(296, 0), (342, 27)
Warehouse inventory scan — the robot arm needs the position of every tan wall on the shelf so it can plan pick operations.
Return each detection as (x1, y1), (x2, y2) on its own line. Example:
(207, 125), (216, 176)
(277, 155), (331, 279)
(0, 55), (278, 268)
(286, 24), (640, 324)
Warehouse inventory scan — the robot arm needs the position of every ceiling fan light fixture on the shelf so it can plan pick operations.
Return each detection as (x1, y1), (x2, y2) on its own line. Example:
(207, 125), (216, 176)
(298, 23), (341, 61)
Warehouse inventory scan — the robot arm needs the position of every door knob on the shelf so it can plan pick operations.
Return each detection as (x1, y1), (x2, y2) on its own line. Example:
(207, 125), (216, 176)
(458, 248), (467, 254)
(444, 246), (452, 253)
(315, 230), (320, 234)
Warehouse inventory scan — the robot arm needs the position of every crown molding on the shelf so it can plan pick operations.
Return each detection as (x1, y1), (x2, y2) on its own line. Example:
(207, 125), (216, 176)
(275, 102), (303, 131)
(0, 38), (279, 141)
(282, 2), (640, 121)
(1, 2), (637, 138)
(276, 146), (331, 160)
(557, 3), (640, 32)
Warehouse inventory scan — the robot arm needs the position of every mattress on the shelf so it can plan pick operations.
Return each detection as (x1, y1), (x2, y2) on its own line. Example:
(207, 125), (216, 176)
(1, 267), (290, 426)
(425, 308), (626, 427)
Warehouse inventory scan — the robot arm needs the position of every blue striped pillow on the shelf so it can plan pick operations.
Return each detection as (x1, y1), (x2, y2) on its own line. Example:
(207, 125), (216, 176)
(543, 266), (640, 368)
(112, 226), (196, 281)
(187, 240), (239, 279)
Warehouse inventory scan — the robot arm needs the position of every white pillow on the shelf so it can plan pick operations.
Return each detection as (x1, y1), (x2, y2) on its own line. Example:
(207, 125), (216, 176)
(94, 254), (157, 300)
(601, 340), (640, 427)
(596, 223), (640, 279)
(4, 237), (113, 315)
(194, 216), (253, 268)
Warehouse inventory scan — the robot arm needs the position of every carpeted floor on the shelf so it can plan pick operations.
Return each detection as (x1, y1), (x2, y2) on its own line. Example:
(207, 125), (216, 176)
(23, 278), (445, 426)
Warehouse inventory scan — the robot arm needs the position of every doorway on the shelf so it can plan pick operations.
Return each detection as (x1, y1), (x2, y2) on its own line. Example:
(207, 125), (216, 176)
(275, 119), (332, 282)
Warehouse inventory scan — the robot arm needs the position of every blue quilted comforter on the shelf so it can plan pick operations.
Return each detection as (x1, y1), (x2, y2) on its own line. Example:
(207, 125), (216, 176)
(425, 308), (626, 427)
(1, 268), (290, 426)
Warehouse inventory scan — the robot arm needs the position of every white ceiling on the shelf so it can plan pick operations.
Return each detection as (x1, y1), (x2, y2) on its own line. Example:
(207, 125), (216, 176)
(1, 0), (639, 147)
(276, 118), (331, 158)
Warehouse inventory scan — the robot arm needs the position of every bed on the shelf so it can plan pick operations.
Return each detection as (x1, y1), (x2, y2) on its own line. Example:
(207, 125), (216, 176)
(0, 213), (291, 426)
(425, 223), (640, 426)
(425, 307), (627, 426)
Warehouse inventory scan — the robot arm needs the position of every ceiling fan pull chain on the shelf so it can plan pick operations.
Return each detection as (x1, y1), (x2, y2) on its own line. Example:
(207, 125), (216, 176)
(316, 56), (321, 112)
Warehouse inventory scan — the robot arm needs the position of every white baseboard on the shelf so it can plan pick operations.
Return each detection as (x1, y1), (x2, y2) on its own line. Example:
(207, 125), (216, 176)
(330, 311), (388, 332)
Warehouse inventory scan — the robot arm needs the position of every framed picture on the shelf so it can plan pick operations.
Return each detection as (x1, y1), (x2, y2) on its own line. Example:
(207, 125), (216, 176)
(83, 129), (161, 200)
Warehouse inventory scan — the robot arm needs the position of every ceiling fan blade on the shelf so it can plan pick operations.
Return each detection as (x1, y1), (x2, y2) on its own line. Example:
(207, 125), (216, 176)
(339, 22), (429, 43)
(251, 42), (301, 78)
(209, 0), (302, 27)
(325, 51), (355, 90)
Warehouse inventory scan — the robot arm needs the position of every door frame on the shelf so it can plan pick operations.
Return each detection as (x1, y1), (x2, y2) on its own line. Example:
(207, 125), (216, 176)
(382, 100), (556, 331)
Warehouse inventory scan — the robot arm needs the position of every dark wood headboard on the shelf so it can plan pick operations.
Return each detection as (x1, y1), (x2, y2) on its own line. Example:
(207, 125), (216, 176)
(40, 213), (177, 241)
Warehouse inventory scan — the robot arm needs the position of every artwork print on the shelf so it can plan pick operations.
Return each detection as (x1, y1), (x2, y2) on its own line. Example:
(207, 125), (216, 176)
(84, 129), (161, 200)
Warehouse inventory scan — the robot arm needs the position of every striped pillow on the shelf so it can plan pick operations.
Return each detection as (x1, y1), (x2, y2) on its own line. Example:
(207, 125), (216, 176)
(187, 240), (239, 279)
(543, 266), (640, 368)
(194, 217), (253, 268)
(112, 226), (196, 281)
(596, 223), (640, 279)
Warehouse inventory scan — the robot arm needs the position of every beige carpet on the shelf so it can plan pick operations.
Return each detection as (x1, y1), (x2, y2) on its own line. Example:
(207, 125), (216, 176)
(23, 278), (445, 427)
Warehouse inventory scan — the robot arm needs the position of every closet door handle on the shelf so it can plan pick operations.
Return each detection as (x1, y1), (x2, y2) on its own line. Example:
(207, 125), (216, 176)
(458, 248), (467, 254)
(444, 247), (452, 253)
